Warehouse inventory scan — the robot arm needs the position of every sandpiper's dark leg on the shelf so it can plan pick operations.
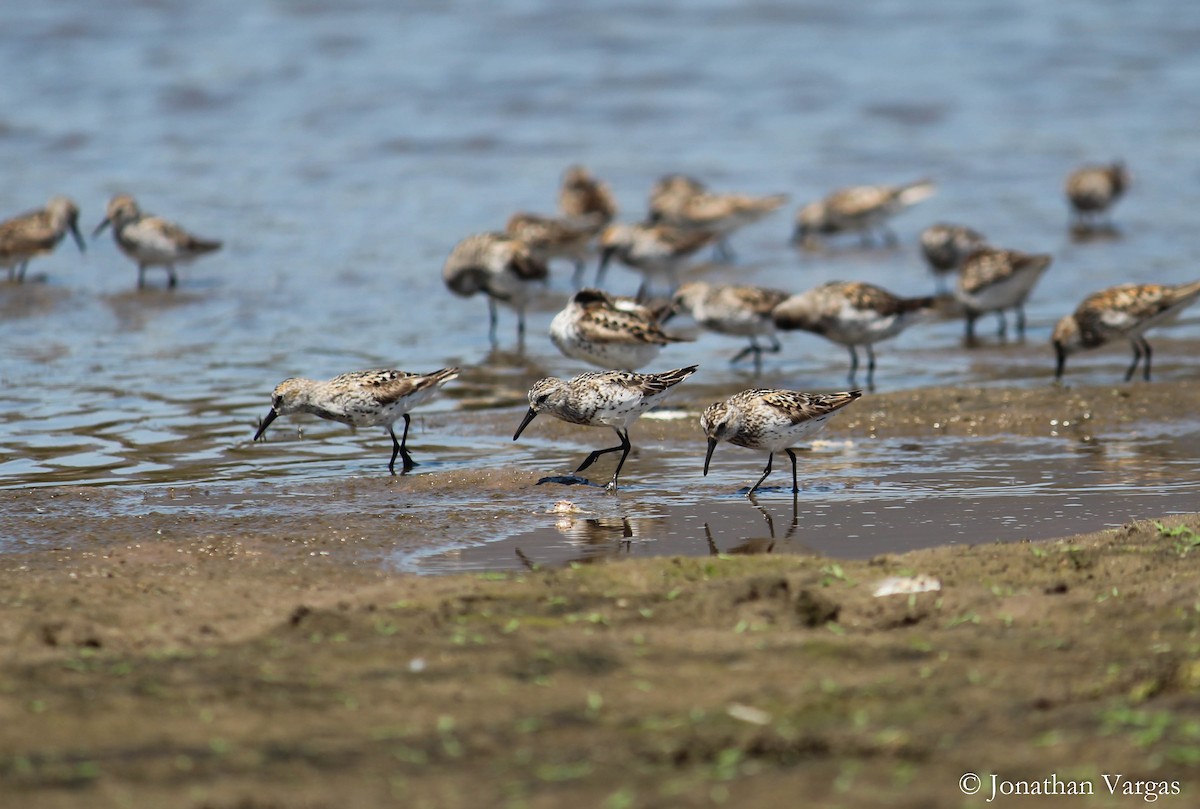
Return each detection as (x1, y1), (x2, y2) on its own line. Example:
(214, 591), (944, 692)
(387, 426), (400, 475)
(606, 429), (633, 490)
(1139, 336), (1153, 381)
(486, 297), (499, 344)
(714, 239), (735, 262)
(167, 265), (178, 289)
(1124, 338), (1143, 382)
(865, 344), (877, 390)
(576, 429), (630, 479)
(15, 261), (29, 282)
(748, 452), (775, 496)
(516, 306), (527, 345)
(785, 448), (800, 494)
(138, 264), (147, 289)
(965, 311), (978, 342)
(847, 345), (859, 382)
(995, 309), (1008, 339)
(1016, 305), (1027, 337)
(635, 279), (649, 302)
(730, 339), (758, 367)
(397, 413), (417, 469)
(571, 259), (585, 289)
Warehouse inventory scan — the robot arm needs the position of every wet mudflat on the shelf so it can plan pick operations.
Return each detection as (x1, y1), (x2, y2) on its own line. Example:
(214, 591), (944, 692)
(1, 380), (1199, 807)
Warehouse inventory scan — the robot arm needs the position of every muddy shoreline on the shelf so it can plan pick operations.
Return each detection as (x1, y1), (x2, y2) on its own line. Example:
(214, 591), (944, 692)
(2, 380), (1199, 807)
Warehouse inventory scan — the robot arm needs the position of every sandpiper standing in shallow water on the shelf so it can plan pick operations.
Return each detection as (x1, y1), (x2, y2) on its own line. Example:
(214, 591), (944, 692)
(505, 212), (600, 288)
(1052, 280), (1200, 382)
(93, 194), (221, 289)
(558, 165), (618, 227)
(550, 287), (690, 370)
(772, 281), (935, 388)
(513, 365), (697, 491)
(670, 281), (790, 372)
(1065, 161), (1129, 231)
(253, 368), (459, 474)
(792, 179), (935, 249)
(443, 231), (549, 345)
(0, 196), (86, 282)
(595, 221), (715, 298)
(954, 247), (1053, 342)
(919, 222), (988, 293)
(702, 388), (862, 496)
(648, 174), (788, 261)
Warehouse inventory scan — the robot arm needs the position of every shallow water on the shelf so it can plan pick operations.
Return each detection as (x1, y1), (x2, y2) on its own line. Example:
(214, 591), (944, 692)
(2, 1), (1200, 563)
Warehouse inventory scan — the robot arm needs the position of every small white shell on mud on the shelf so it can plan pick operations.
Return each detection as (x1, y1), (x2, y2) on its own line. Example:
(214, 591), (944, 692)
(872, 574), (942, 597)
(726, 703), (772, 725)
(640, 408), (690, 421)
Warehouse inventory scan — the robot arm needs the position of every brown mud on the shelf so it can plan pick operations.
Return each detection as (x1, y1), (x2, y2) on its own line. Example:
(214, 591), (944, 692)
(2, 380), (1200, 808)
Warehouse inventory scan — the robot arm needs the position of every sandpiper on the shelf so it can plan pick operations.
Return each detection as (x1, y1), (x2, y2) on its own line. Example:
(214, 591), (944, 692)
(1065, 161), (1129, 230)
(648, 174), (788, 260)
(253, 367), (459, 474)
(772, 281), (936, 387)
(919, 222), (988, 292)
(670, 280), (790, 372)
(1052, 280), (1200, 382)
(0, 196), (85, 282)
(558, 165), (618, 227)
(793, 179), (936, 249)
(702, 388), (862, 496)
(93, 194), (221, 289)
(443, 231), (550, 344)
(513, 365), (698, 490)
(550, 288), (689, 370)
(596, 221), (715, 298)
(505, 211), (600, 287)
(955, 247), (1053, 341)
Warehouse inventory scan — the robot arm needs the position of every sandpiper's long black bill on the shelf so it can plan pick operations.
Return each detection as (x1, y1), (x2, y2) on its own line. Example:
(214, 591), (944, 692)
(253, 408), (279, 441)
(513, 408), (539, 441)
(69, 221), (86, 253)
(703, 437), (718, 476)
(92, 217), (111, 239)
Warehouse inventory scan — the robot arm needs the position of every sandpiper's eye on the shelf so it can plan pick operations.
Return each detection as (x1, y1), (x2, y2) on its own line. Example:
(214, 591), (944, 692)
(535, 394), (550, 406)
(272, 396), (282, 409)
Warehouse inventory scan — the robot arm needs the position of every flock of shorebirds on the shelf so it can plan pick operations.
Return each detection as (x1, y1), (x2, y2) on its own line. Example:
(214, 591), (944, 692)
(4, 162), (1199, 494)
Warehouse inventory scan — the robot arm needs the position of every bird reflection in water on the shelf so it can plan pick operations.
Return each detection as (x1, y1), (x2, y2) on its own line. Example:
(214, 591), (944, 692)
(704, 494), (809, 556)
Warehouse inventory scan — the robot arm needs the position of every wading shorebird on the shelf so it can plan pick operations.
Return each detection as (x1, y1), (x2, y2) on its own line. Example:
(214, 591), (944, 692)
(557, 164), (618, 229)
(505, 211), (601, 288)
(443, 231), (549, 345)
(0, 196), (86, 282)
(792, 179), (936, 249)
(701, 388), (862, 496)
(648, 173), (788, 261)
(1052, 280), (1200, 382)
(772, 280), (936, 388)
(550, 287), (690, 371)
(670, 280), (791, 373)
(93, 194), (221, 289)
(595, 221), (715, 298)
(954, 247), (1053, 342)
(253, 367), (459, 474)
(919, 222), (988, 293)
(513, 365), (698, 491)
(1065, 161), (1129, 231)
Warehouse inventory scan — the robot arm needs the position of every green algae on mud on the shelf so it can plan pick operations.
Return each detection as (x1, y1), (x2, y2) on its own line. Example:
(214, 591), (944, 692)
(1, 513), (1199, 808)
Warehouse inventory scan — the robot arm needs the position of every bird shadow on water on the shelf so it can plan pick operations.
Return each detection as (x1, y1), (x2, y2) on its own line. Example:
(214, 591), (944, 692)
(704, 495), (814, 556)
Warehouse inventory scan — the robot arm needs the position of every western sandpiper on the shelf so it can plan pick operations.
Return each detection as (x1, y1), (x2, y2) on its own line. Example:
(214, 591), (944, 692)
(505, 212), (599, 287)
(1052, 280), (1200, 382)
(919, 222), (988, 292)
(670, 280), (790, 372)
(253, 367), (460, 474)
(550, 287), (690, 370)
(558, 165), (618, 227)
(648, 174), (788, 260)
(443, 231), (550, 344)
(596, 221), (715, 298)
(1065, 161), (1129, 230)
(513, 365), (698, 490)
(0, 196), (85, 282)
(772, 281), (935, 388)
(955, 247), (1053, 341)
(702, 388), (862, 496)
(93, 194), (221, 289)
(793, 179), (936, 249)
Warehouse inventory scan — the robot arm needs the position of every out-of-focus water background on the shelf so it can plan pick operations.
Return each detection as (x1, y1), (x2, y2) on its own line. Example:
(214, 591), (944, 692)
(2, 0), (1199, 565)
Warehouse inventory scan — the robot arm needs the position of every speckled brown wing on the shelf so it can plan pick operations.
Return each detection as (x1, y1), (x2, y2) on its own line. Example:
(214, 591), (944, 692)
(616, 365), (698, 397)
(0, 209), (56, 258)
(575, 299), (689, 346)
(958, 249), (1050, 295)
(341, 368), (460, 406)
(826, 186), (894, 219)
(724, 285), (791, 316)
(758, 389), (863, 425)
